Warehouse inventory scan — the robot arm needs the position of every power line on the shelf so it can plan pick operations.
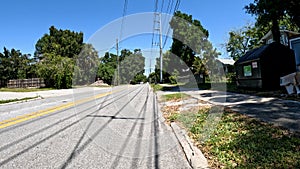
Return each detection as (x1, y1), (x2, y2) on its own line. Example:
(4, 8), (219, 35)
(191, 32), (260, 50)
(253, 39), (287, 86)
(151, 0), (159, 48)
(116, 0), (128, 86)
(160, 0), (165, 13)
(119, 0), (128, 42)
(162, 0), (181, 49)
(150, 0), (181, 79)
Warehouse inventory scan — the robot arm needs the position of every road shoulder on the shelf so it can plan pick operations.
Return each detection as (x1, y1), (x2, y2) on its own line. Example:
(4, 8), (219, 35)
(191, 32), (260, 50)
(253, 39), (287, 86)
(156, 91), (209, 169)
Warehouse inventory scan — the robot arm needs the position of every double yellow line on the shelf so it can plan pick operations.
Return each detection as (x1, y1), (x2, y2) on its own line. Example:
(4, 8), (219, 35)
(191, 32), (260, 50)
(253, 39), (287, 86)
(0, 90), (116, 129)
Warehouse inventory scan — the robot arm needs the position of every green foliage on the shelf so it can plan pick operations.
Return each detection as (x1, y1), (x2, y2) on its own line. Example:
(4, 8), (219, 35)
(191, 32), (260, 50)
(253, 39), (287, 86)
(118, 49), (145, 84)
(0, 48), (34, 87)
(34, 26), (83, 60)
(162, 93), (190, 101)
(97, 49), (146, 85)
(168, 113), (179, 122)
(166, 11), (220, 84)
(0, 96), (39, 104)
(168, 75), (177, 84)
(148, 72), (159, 84)
(226, 72), (236, 83)
(150, 84), (163, 92)
(36, 53), (74, 89)
(286, 0), (300, 29)
(226, 24), (262, 61)
(245, 0), (300, 43)
(170, 11), (209, 68)
(176, 107), (300, 168)
(131, 73), (147, 84)
(73, 44), (99, 85)
(97, 52), (117, 85)
(0, 88), (53, 92)
(34, 26), (98, 89)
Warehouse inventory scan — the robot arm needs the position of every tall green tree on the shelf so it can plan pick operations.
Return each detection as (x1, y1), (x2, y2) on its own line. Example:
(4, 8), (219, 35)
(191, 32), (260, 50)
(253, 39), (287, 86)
(34, 26), (84, 61)
(97, 52), (117, 85)
(74, 44), (99, 85)
(168, 11), (220, 83)
(170, 11), (210, 69)
(245, 0), (300, 43)
(286, 0), (300, 29)
(154, 51), (182, 83)
(226, 24), (263, 61)
(0, 48), (33, 84)
(36, 53), (74, 89)
(97, 49), (145, 85)
(118, 49), (145, 84)
(226, 16), (299, 61)
(245, 0), (285, 43)
(34, 26), (97, 88)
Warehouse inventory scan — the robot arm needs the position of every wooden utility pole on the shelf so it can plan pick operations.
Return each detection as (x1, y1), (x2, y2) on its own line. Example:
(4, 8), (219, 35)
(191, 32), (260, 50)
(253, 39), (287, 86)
(116, 38), (119, 86)
(159, 13), (163, 84)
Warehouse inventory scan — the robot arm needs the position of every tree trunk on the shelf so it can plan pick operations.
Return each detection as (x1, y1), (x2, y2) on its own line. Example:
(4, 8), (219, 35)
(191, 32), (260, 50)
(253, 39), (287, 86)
(271, 19), (281, 43)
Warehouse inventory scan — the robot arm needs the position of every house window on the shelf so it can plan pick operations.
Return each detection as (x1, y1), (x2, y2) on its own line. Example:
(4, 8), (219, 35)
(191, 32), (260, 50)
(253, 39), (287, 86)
(243, 65), (252, 77)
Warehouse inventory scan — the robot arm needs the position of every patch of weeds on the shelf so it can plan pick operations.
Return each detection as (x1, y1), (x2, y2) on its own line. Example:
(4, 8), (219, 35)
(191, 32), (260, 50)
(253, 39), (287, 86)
(151, 84), (163, 92)
(0, 96), (39, 104)
(169, 113), (179, 122)
(176, 106), (300, 168)
(162, 93), (190, 102)
(0, 88), (54, 92)
(161, 105), (180, 124)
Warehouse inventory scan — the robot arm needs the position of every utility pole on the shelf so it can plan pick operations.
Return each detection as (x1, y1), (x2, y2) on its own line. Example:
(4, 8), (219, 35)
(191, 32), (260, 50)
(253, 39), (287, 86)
(153, 12), (163, 83)
(149, 58), (152, 74)
(116, 38), (119, 86)
(159, 13), (163, 84)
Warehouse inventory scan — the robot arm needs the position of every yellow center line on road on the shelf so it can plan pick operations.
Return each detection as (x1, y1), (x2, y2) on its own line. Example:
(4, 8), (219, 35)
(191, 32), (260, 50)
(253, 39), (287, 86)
(0, 88), (123, 129)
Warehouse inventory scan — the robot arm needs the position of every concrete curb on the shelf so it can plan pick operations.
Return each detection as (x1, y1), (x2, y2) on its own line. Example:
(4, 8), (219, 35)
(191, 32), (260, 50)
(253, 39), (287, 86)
(171, 122), (209, 169)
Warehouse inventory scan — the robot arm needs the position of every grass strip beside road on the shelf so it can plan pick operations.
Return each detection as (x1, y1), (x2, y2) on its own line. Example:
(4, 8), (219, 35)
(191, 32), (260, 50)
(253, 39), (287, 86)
(161, 93), (190, 102)
(0, 90), (117, 129)
(0, 96), (39, 104)
(164, 105), (300, 168)
(0, 88), (54, 92)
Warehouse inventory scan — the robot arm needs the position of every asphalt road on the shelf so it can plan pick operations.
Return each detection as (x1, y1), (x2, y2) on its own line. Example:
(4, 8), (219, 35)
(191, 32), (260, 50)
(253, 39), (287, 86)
(0, 84), (190, 169)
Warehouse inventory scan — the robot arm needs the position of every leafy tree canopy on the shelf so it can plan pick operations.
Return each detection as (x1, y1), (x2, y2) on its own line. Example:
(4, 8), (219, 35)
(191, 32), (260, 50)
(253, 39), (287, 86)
(0, 48), (34, 85)
(34, 26), (84, 60)
(34, 26), (98, 88)
(163, 11), (221, 84)
(170, 11), (210, 69)
(245, 0), (300, 43)
(97, 49), (146, 85)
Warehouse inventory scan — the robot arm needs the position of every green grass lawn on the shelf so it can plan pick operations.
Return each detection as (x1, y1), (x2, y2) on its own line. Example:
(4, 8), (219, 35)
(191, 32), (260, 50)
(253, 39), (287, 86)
(168, 106), (300, 168)
(161, 93), (190, 101)
(0, 96), (39, 104)
(0, 88), (54, 92)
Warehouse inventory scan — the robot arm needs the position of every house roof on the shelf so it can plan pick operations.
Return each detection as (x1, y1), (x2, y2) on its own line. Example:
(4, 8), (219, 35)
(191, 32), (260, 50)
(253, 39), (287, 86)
(235, 42), (286, 65)
(217, 58), (235, 65)
(235, 45), (268, 64)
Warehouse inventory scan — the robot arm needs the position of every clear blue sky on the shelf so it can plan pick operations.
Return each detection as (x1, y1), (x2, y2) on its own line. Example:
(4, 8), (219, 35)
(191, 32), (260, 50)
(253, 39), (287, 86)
(0, 0), (255, 59)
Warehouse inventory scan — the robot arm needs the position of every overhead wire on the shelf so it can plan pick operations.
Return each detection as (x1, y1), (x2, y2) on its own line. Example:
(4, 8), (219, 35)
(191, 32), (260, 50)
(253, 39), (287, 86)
(162, 0), (180, 49)
(151, 0), (159, 48)
(150, 0), (181, 74)
(119, 0), (128, 44)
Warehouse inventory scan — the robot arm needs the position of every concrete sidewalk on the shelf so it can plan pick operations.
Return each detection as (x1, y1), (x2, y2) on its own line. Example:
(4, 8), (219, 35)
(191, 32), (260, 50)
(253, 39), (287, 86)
(185, 90), (300, 133)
